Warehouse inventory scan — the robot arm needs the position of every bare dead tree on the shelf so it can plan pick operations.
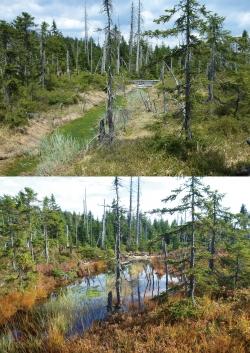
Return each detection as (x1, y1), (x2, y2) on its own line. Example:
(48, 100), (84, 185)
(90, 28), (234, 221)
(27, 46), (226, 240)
(128, 177), (133, 245)
(101, 199), (106, 249)
(114, 177), (122, 307)
(101, 33), (107, 74)
(116, 23), (121, 75)
(84, 0), (90, 65)
(44, 224), (49, 263)
(129, 1), (135, 73)
(160, 61), (168, 114)
(66, 49), (70, 77)
(103, 0), (115, 142)
(90, 38), (93, 73)
(76, 39), (79, 74)
(136, 176), (141, 247)
(40, 22), (48, 88)
(66, 224), (70, 248)
(136, 0), (141, 74)
(184, 0), (192, 140)
(83, 188), (89, 242)
(75, 216), (78, 247)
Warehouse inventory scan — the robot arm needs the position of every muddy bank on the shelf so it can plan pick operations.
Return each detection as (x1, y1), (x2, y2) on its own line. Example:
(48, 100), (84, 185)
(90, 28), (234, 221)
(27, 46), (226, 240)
(0, 91), (106, 170)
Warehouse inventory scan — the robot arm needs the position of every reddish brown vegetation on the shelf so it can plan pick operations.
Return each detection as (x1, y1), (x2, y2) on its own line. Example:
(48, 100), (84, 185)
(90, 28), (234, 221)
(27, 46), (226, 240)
(44, 290), (250, 353)
(0, 274), (56, 325)
(0, 259), (108, 326)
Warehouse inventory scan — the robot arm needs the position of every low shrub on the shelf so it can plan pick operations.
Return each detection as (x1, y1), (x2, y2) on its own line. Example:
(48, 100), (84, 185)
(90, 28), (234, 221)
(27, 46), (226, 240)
(4, 108), (28, 127)
(207, 116), (247, 137)
(165, 298), (201, 321)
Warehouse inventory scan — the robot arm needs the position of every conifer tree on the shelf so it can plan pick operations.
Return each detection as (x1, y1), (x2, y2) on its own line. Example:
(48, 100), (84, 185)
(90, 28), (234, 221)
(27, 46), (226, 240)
(155, 177), (209, 302)
(146, 0), (208, 139)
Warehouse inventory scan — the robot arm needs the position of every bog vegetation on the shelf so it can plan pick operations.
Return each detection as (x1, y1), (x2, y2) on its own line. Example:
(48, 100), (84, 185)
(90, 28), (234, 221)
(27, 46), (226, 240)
(0, 0), (249, 175)
(0, 177), (249, 352)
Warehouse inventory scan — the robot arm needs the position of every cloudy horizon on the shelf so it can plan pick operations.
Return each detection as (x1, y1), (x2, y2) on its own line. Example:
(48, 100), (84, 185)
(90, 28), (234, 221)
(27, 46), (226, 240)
(0, 0), (249, 47)
(0, 177), (249, 222)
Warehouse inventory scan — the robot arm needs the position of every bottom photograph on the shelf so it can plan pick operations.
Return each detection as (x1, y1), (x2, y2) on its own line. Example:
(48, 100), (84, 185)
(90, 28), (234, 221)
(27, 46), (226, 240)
(0, 177), (249, 353)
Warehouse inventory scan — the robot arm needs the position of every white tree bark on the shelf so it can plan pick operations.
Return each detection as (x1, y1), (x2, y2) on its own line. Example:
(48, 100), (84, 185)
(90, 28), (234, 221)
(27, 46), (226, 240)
(136, 0), (141, 74)
(136, 176), (140, 247)
(129, 1), (135, 73)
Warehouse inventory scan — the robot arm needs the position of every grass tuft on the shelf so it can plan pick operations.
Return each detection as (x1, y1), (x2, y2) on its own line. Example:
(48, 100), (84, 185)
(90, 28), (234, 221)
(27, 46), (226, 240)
(36, 132), (83, 175)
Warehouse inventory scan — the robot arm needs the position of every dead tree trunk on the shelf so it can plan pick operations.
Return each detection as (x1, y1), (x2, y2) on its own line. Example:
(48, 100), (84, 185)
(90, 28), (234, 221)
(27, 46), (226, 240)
(184, 0), (192, 140)
(116, 30), (121, 75)
(101, 199), (106, 249)
(136, 177), (140, 247)
(84, 0), (90, 66)
(163, 239), (169, 292)
(128, 177), (133, 246)
(103, 0), (115, 142)
(76, 39), (79, 74)
(90, 39), (93, 73)
(114, 177), (121, 308)
(136, 0), (141, 75)
(66, 49), (70, 77)
(101, 34), (107, 74)
(66, 224), (70, 248)
(161, 62), (168, 114)
(189, 176), (195, 303)
(129, 1), (135, 73)
(56, 56), (60, 77)
(208, 42), (215, 102)
(44, 225), (49, 264)
(209, 194), (217, 271)
(83, 188), (89, 242)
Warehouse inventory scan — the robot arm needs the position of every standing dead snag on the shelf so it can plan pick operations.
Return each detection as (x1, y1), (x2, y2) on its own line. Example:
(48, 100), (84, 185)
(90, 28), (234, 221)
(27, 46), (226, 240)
(163, 236), (169, 293)
(136, 177), (141, 248)
(136, 0), (142, 75)
(103, 0), (115, 143)
(205, 14), (227, 104)
(128, 177), (133, 246)
(101, 33), (107, 74)
(160, 61), (168, 114)
(40, 22), (48, 88)
(66, 49), (70, 77)
(99, 118), (106, 142)
(183, 0), (192, 140)
(114, 177), (122, 308)
(101, 199), (106, 249)
(84, 0), (90, 66)
(129, 1), (135, 73)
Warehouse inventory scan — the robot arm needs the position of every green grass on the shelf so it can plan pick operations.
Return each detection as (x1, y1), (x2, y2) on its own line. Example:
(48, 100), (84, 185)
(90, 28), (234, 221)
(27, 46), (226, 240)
(36, 133), (83, 175)
(1, 95), (126, 176)
(59, 104), (106, 141)
(71, 112), (250, 176)
(58, 95), (125, 142)
(1, 154), (39, 176)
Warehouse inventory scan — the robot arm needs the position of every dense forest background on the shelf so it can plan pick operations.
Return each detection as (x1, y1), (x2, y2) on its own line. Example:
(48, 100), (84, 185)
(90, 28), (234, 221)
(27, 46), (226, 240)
(0, 7), (249, 128)
(0, 177), (249, 296)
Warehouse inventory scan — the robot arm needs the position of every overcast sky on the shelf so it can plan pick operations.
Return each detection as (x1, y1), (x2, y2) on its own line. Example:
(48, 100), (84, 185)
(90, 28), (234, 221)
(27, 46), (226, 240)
(0, 0), (249, 46)
(0, 177), (249, 221)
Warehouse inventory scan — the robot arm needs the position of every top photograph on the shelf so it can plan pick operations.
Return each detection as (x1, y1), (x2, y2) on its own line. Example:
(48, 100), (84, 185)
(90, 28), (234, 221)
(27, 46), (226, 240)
(0, 0), (249, 176)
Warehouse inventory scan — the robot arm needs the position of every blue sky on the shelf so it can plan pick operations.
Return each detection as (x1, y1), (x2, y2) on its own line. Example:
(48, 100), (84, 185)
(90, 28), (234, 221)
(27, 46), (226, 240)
(0, 0), (249, 46)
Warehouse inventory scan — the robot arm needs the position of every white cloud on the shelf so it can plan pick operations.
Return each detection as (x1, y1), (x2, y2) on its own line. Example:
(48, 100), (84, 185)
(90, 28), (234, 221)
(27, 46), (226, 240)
(0, 0), (249, 44)
(0, 177), (249, 222)
(233, 12), (250, 29)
